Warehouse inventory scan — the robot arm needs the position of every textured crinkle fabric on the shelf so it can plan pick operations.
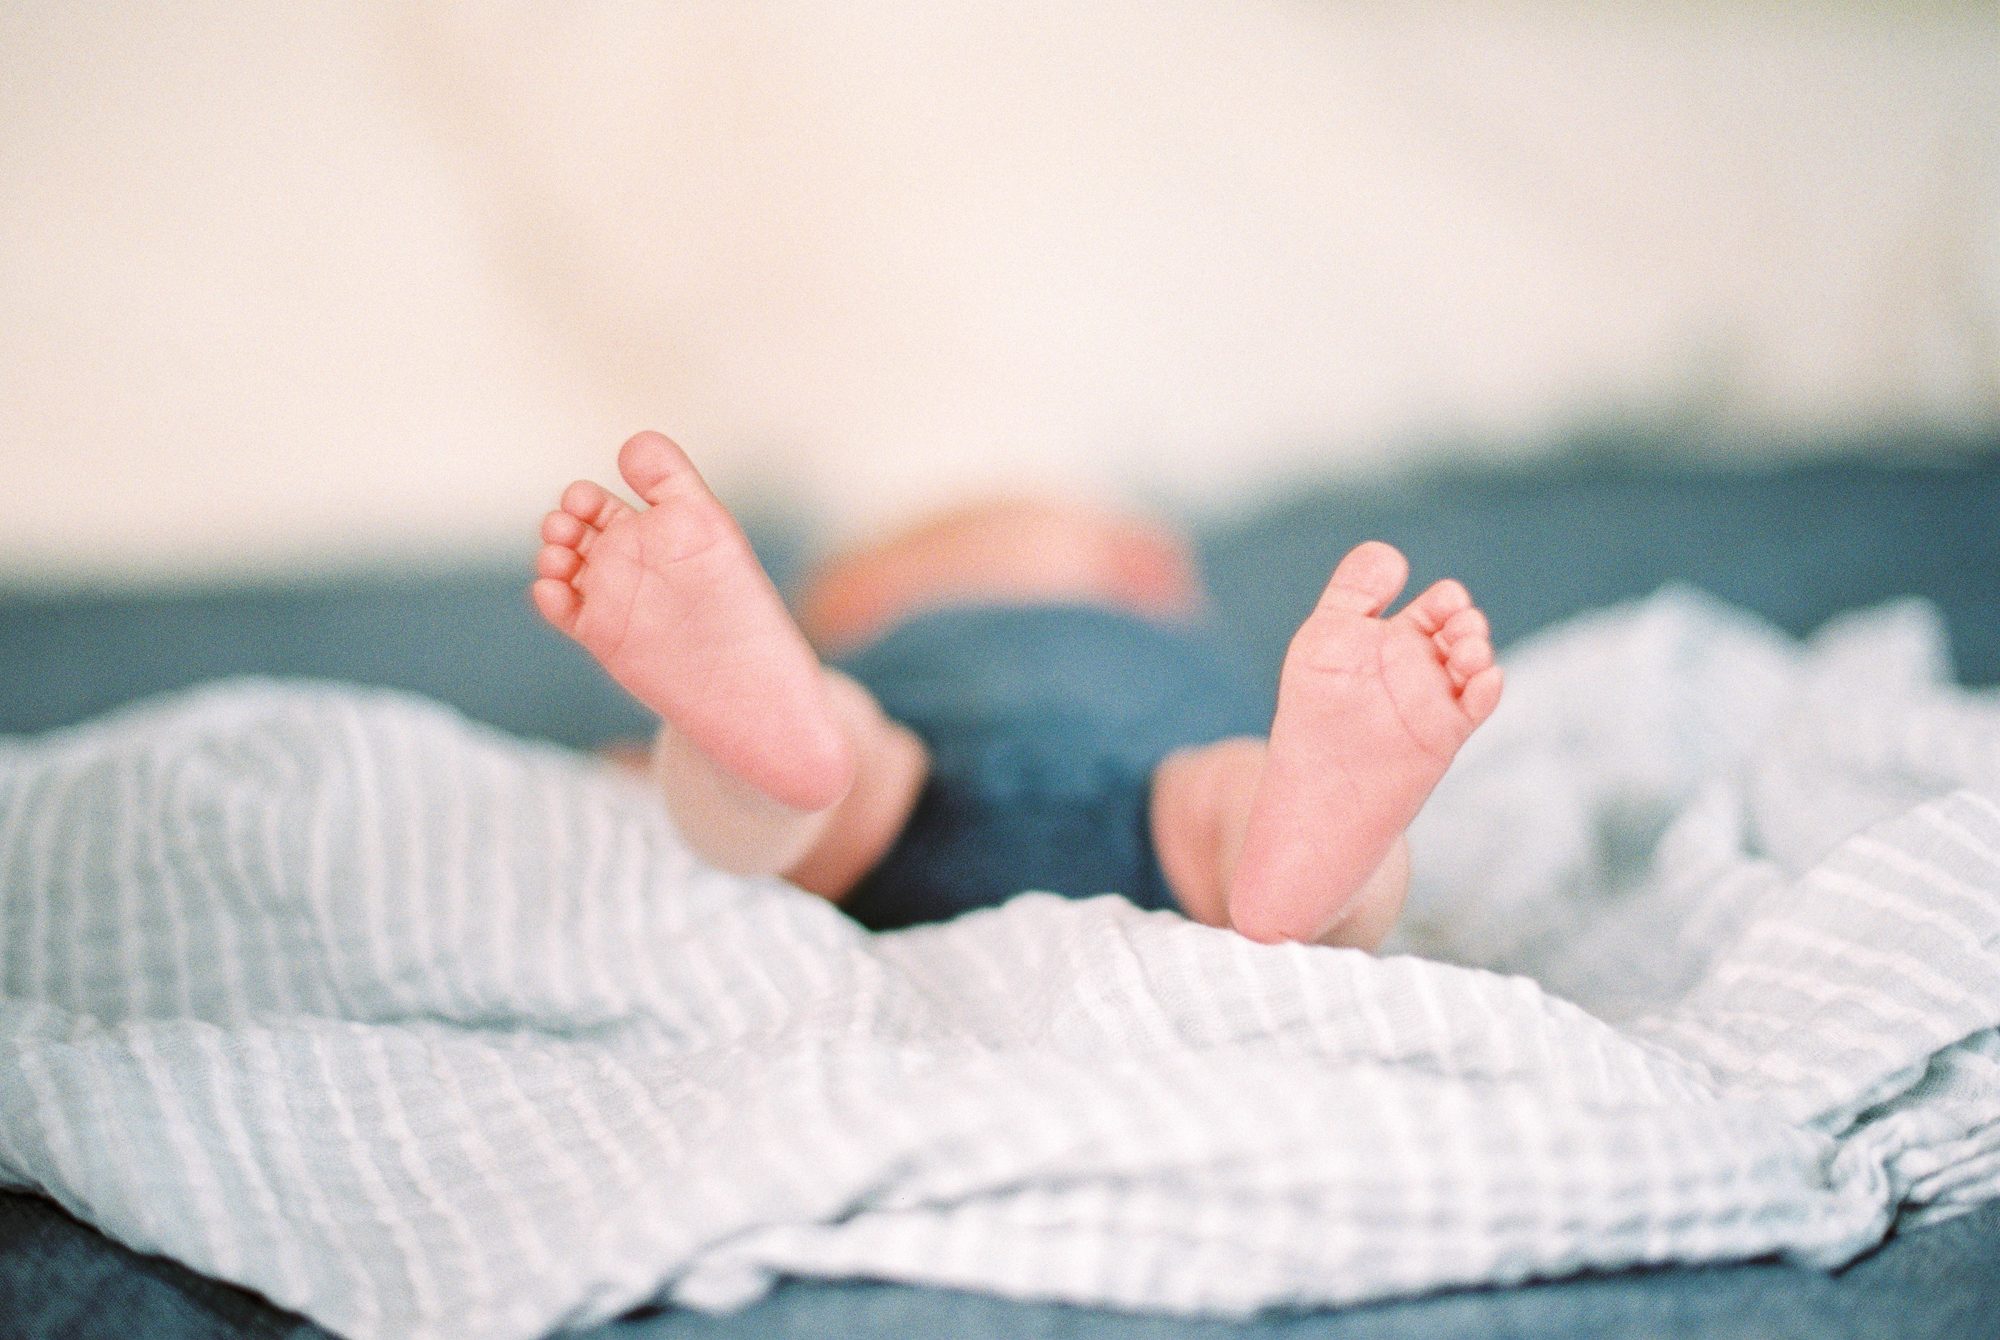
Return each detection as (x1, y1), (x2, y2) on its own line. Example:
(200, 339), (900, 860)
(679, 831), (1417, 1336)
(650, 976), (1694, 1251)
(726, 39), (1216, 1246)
(1, 591), (1998, 1340)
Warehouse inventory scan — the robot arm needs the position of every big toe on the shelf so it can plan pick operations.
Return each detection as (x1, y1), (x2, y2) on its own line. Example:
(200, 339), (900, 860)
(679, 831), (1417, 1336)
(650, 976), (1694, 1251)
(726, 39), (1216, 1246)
(617, 430), (706, 507)
(1319, 541), (1409, 617)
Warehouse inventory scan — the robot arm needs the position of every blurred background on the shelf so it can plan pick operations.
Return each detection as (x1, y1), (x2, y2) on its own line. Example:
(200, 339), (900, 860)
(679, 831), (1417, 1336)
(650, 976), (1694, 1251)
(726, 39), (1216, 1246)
(2, 0), (1997, 590)
(8, 7), (2000, 1328)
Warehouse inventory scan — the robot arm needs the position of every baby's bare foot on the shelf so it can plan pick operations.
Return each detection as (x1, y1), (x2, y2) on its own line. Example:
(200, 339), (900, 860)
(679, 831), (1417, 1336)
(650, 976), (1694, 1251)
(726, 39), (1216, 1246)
(1226, 541), (1501, 944)
(533, 432), (853, 812)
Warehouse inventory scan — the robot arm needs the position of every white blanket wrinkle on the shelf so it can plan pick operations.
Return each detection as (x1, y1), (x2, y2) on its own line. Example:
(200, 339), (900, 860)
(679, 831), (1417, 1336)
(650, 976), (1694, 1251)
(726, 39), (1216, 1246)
(1, 588), (1998, 1340)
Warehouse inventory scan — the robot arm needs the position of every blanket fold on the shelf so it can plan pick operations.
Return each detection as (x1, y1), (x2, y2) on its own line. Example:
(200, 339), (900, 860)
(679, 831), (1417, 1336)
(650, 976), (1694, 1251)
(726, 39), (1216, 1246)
(2, 590), (1997, 1340)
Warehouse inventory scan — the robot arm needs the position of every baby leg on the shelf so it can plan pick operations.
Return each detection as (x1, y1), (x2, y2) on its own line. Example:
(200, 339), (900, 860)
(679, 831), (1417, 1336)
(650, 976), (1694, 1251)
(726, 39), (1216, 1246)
(1150, 542), (1500, 946)
(1151, 738), (1410, 950)
(535, 432), (926, 895)
(643, 668), (926, 891)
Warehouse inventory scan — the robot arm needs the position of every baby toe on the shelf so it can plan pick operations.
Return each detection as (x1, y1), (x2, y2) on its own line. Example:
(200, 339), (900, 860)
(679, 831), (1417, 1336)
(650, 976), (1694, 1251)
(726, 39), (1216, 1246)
(1458, 665), (1504, 725)
(536, 543), (583, 582)
(617, 430), (710, 508)
(531, 577), (583, 633)
(541, 509), (590, 548)
(1446, 636), (1493, 685)
(1438, 606), (1489, 647)
(560, 480), (626, 529)
(1319, 541), (1410, 617)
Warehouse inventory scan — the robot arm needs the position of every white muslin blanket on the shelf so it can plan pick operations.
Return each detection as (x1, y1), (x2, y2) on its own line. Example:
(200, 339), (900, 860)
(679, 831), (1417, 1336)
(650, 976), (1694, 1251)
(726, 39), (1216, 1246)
(2, 591), (1999, 1340)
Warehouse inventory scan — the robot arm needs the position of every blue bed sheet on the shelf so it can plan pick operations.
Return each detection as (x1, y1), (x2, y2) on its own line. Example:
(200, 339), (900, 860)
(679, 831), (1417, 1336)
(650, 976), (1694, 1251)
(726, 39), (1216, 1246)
(2, 446), (1996, 1338)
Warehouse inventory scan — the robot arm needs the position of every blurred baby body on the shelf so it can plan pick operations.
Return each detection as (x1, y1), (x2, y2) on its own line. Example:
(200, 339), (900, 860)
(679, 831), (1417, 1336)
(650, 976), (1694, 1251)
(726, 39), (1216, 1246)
(534, 431), (1501, 947)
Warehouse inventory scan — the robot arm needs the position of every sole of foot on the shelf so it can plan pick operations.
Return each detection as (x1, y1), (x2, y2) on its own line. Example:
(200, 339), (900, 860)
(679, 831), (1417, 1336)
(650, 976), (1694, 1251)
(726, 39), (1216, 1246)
(1227, 541), (1502, 944)
(533, 431), (854, 813)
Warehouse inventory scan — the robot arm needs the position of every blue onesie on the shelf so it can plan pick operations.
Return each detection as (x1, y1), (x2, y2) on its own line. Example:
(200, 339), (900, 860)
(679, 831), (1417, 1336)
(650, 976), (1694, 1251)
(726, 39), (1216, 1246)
(834, 604), (1273, 930)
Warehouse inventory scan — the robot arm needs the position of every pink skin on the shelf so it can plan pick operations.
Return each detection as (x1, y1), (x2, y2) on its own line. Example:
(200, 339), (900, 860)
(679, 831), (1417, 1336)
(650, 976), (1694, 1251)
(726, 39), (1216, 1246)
(533, 431), (854, 813)
(795, 498), (1203, 654)
(1225, 542), (1502, 943)
(535, 432), (1501, 951)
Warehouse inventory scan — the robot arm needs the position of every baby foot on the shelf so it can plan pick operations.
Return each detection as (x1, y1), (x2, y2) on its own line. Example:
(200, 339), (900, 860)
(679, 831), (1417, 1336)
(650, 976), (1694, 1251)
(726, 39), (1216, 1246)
(1226, 541), (1501, 944)
(533, 432), (853, 812)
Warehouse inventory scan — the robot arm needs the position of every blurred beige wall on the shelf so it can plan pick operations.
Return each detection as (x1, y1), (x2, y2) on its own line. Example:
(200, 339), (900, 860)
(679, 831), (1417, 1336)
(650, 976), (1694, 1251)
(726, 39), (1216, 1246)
(3, 1), (1996, 589)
